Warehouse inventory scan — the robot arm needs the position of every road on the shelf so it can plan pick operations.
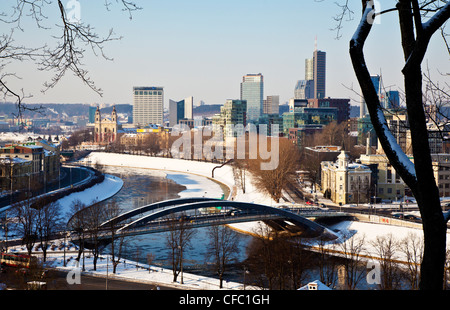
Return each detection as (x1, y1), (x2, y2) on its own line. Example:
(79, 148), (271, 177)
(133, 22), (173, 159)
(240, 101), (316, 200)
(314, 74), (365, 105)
(0, 269), (177, 290)
(49, 271), (176, 290)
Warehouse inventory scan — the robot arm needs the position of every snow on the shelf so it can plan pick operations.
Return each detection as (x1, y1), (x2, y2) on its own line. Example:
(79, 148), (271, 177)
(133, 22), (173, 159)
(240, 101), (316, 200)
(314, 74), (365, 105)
(377, 109), (416, 178)
(78, 152), (275, 206)
(4, 151), (450, 290)
(56, 174), (124, 217)
(45, 251), (251, 290)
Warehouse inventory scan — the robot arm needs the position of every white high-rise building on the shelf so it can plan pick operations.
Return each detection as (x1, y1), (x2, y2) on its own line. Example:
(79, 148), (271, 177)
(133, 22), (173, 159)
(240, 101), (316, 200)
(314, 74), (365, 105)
(133, 87), (164, 126)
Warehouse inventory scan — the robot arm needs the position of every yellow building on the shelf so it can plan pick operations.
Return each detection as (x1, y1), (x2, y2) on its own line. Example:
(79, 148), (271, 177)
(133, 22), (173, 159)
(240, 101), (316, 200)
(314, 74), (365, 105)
(359, 154), (406, 201)
(321, 150), (372, 205)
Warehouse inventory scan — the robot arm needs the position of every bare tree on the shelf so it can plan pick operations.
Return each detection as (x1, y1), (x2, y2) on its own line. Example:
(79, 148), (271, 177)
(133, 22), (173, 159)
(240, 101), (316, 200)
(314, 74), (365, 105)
(206, 224), (241, 289)
(0, 1), (140, 123)
(232, 159), (247, 194)
(246, 223), (311, 290)
(143, 133), (162, 156)
(35, 201), (62, 262)
(67, 199), (87, 266)
(346, 0), (450, 289)
(102, 200), (125, 274)
(316, 236), (340, 289)
(10, 197), (37, 255)
(337, 232), (367, 290)
(83, 201), (105, 271)
(370, 234), (402, 290)
(165, 213), (196, 284)
(399, 232), (423, 290)
(248, 138), (300, 203)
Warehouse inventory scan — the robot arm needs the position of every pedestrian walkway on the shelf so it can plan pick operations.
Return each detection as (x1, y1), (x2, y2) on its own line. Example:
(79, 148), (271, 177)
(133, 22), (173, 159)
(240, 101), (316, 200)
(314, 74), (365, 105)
(45, 251), (255, 290)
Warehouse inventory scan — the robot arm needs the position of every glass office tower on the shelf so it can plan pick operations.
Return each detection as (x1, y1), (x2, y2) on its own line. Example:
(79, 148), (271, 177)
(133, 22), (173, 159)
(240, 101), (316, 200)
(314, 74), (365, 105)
(240, 73), (264, 122)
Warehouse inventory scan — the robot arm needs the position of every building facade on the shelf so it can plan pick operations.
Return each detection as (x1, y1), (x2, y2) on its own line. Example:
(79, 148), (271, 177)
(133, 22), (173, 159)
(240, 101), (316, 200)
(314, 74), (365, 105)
(321, 150), (372, 205)
(212, 99), (247, 139)
(307, 98), (350, 124)
(133, 86), (164, 126)
(0, 141), (60, 193)
(169, 96), (194, 127)
(294, 80), (314, 100)
(313, 50), (326, 99)
(358, 154), (406, 201)
(94, 106), (120, 143)
(241, 74), (264, 122)
(263, 95), (279, 115)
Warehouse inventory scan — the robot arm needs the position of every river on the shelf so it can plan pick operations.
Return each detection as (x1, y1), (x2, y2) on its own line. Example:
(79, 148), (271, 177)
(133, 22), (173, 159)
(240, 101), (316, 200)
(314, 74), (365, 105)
(97, 166), (254, 275)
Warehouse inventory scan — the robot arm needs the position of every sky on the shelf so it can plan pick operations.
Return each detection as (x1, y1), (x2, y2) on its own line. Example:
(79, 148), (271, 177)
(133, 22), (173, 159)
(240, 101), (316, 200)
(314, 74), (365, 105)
(1, 0), (449, 109)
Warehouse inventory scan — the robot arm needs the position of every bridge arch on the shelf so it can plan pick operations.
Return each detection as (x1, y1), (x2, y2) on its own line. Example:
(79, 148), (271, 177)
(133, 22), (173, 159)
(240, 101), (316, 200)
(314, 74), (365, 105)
(116, 200), (338, 239)
(99, 197), (222, 228)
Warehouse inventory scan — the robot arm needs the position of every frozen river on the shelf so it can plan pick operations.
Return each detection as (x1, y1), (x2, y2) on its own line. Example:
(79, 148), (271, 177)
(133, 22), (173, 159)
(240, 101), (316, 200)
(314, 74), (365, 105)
(97, 166), (254, 272)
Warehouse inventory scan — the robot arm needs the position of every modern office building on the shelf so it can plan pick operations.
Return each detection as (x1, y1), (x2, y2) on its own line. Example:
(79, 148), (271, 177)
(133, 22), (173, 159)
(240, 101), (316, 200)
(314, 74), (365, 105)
(313, 49), (326, 99)
(240, 73), (264, 122)
(305, 58), (314, 81)
(360, 75), (381, 117)
(263, 95), (280, 115)
(294, 80), (314, 100)
(304, 46), (326, 100)
(88, 106), (97, 124)
(133, 86), (164, 126)
(169, 96), (193, 127)
(382, 90), (400, 109)
(282, 106), (337, 136)
(212, 99), (247, 138)
(307, 98), (350, 123)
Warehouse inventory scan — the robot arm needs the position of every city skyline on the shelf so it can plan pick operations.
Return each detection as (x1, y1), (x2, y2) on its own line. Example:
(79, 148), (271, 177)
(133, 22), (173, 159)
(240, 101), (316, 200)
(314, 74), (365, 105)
(1, 0), (448, 109)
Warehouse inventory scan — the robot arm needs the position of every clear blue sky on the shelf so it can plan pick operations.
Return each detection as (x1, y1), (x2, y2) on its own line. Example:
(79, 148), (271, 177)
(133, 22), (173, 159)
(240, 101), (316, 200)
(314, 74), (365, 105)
(2, 0), (449, 108)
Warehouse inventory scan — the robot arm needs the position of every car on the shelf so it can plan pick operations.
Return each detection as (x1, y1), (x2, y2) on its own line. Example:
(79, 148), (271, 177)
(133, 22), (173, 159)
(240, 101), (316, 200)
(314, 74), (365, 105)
(392, 213), (403, 219)
(404, 214), (421, 221)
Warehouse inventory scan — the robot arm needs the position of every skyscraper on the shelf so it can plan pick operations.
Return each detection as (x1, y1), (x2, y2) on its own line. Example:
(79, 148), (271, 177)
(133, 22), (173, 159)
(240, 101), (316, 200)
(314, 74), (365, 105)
(133, 87), (164, 126)
(305, 58), (314, 81)
(294, 80), (314, 100)
(263, 95), (280, 115)
(360, 75), (381, 117)
(313, 49), (326, 99)
(240, 73), (264, 122)
(212, 99), (247, 138)
(169, 96), (194, 127)
(302, 43), (326, 100)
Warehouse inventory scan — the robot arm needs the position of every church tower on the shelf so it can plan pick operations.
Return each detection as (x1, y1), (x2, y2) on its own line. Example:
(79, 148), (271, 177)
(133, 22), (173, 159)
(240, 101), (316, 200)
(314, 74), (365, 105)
(95, 106), (101, 143)
(111, 106), (117, 123)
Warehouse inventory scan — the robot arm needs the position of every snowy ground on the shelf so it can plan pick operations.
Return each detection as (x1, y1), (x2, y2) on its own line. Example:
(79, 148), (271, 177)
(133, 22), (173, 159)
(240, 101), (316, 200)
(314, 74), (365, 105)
(4, 151), (450, 290)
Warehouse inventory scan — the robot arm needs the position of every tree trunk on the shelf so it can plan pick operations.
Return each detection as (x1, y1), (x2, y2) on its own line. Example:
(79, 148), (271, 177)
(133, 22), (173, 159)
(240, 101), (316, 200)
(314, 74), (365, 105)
(350, 1), (450, 289)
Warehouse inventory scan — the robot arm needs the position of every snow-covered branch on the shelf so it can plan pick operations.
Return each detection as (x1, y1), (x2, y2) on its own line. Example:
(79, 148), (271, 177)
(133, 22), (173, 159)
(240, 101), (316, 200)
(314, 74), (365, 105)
(404, 2), (450, 74)
(350, 1), (418, 189)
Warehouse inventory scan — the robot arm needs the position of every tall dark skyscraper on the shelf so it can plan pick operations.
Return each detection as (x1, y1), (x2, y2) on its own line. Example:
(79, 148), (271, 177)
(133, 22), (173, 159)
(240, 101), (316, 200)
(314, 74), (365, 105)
(299, 42), (326, 100)
(313, 49), (326, 99)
